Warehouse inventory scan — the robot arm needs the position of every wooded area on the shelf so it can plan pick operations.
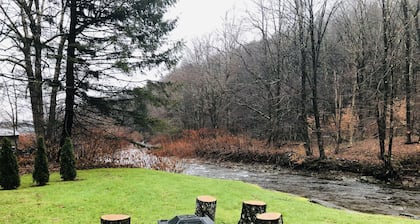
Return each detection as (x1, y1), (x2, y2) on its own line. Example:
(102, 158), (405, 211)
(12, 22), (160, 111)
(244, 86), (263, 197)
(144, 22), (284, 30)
(158, 0), (420, 175)
(1, 0), (420, 177)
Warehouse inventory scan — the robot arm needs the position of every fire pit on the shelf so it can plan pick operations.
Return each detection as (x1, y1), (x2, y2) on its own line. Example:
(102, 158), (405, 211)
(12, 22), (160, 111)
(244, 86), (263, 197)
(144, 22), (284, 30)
(157, 215), (214, 224)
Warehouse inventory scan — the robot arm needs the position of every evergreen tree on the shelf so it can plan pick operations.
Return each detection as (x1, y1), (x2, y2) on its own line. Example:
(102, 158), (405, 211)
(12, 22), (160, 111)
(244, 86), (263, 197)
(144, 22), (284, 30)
(33, 137), (49, 186)
(0, 138), (20, 190)
(60, 138), (77, 181)
(60, 0), (180, 148)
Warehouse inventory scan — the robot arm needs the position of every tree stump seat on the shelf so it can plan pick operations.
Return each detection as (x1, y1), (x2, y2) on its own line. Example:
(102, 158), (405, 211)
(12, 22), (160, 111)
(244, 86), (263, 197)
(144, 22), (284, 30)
(256, 212), (283, 224)
(238, 200), (267, 224)
(195, 195), (217, 221)
(100, 214), (130, 224)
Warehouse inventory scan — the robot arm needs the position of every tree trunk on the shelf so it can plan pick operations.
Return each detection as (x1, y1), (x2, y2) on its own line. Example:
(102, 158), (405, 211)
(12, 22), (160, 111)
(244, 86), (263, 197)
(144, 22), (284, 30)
(238, 200), (266, 224)
(355, 13), (368, 141)
(46, 5), (67, 143)
(100, 214), (130, 224)
(256, 213), (283, 224)
(20, 2), (45, 138)
(195, 195), (217, 221)
(376, 102), (386, 161)
(414, 2), (420, 47)
(386, 36), (396, 174)
(308, 0), (325, 159)
(46, 35), (65, 142)
(296, 0), (312, 156)
(349, 75), (358, 146)
(378, 0), (394, 175)
(28, 81), (46, 138)
(60, 0), (77, 149)
(33, 0), (44, 138)
(402, 0), (413, 144)
(334, 71), (342, 154)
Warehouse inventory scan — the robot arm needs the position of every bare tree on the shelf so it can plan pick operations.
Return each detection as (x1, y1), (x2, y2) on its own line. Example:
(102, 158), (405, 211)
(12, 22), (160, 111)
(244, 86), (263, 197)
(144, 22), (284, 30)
(46, 0), (67, 143)
(294, 0), (312, 156)
(401, 0), (414, 144)
(306, 0), (339, 159)
(0, 0), (45, 137)
(167, 15), (241, 131)
(0, 0), (68, 139)
(376, 0), (399, 173)
(231, 0), (301, 145)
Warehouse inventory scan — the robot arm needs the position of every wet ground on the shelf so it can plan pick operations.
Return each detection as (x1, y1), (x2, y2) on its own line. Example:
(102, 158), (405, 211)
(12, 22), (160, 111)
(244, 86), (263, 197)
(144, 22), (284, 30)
(182, 161), (420, 218)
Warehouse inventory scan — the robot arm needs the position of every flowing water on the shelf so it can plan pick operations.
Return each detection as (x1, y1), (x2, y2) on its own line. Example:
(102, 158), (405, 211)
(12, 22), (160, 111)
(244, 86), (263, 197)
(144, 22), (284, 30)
(182, 161), (420, 218)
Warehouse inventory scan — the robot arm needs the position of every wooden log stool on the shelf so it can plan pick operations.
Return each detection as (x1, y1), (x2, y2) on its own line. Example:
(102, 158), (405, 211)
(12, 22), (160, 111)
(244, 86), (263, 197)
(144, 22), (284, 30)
(195, 195), (217, 221)
(238, 200), (266, 224)
(256, 212), (283, 224)
(100, 214), (130, 224)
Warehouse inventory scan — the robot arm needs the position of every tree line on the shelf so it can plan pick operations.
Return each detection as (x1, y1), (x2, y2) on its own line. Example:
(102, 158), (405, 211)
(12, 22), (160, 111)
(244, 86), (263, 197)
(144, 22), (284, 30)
(161, 0), (420, 174)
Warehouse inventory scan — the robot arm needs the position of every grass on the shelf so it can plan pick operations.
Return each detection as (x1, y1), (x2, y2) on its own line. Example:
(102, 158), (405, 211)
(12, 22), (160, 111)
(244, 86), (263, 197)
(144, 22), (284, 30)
(0, 168), (418, 224)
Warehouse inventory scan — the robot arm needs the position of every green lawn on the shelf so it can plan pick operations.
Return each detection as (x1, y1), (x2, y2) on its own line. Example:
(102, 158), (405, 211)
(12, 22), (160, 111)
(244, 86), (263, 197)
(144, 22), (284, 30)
(0, 168), (418, 224)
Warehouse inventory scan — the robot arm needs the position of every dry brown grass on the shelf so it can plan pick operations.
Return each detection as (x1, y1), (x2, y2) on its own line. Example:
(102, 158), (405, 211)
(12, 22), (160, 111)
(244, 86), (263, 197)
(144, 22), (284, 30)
(332, 137), (420, 167)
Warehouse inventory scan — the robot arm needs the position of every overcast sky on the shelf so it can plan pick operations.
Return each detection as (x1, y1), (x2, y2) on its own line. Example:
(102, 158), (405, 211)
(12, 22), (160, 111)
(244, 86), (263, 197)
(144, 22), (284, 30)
(168, 0), (250, 46)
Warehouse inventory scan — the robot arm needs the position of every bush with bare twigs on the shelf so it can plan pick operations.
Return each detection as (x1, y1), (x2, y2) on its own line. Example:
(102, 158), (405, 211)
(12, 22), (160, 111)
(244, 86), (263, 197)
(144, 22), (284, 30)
(16, 126), (183, 174)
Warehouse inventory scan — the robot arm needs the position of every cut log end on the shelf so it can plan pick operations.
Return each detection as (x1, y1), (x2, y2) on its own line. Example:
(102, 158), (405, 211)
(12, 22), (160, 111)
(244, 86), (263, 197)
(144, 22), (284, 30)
(100, 214), (130, 224)
(243, 200), (266, 206)
(256, 212), (283, 224)
(197, 195), (217, 203)
(256, 212), (282, 220)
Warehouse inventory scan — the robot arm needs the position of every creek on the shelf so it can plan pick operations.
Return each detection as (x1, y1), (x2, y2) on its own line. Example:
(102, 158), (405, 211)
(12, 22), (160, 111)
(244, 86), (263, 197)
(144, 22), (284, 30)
(114, 149), (419, 218)
(182, 161), (420, 218)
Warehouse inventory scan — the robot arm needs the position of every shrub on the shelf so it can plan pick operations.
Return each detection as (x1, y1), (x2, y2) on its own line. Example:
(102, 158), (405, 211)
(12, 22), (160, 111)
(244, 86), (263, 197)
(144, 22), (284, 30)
(0, 138), (20, 190)
(60, 138), (77, 181)
(33, 137), (49, 186)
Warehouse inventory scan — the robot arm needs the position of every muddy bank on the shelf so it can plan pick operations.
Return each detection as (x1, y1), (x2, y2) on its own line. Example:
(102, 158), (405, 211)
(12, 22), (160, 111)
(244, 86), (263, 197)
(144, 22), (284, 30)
(154, 129), (420, 188)
(194, 147), (420, 189)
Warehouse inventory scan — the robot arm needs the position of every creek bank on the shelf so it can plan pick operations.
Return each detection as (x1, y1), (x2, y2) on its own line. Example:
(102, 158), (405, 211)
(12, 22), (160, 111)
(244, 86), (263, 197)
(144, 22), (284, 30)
(294, 158), (420, 190)
(194, 148), (420, 189)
